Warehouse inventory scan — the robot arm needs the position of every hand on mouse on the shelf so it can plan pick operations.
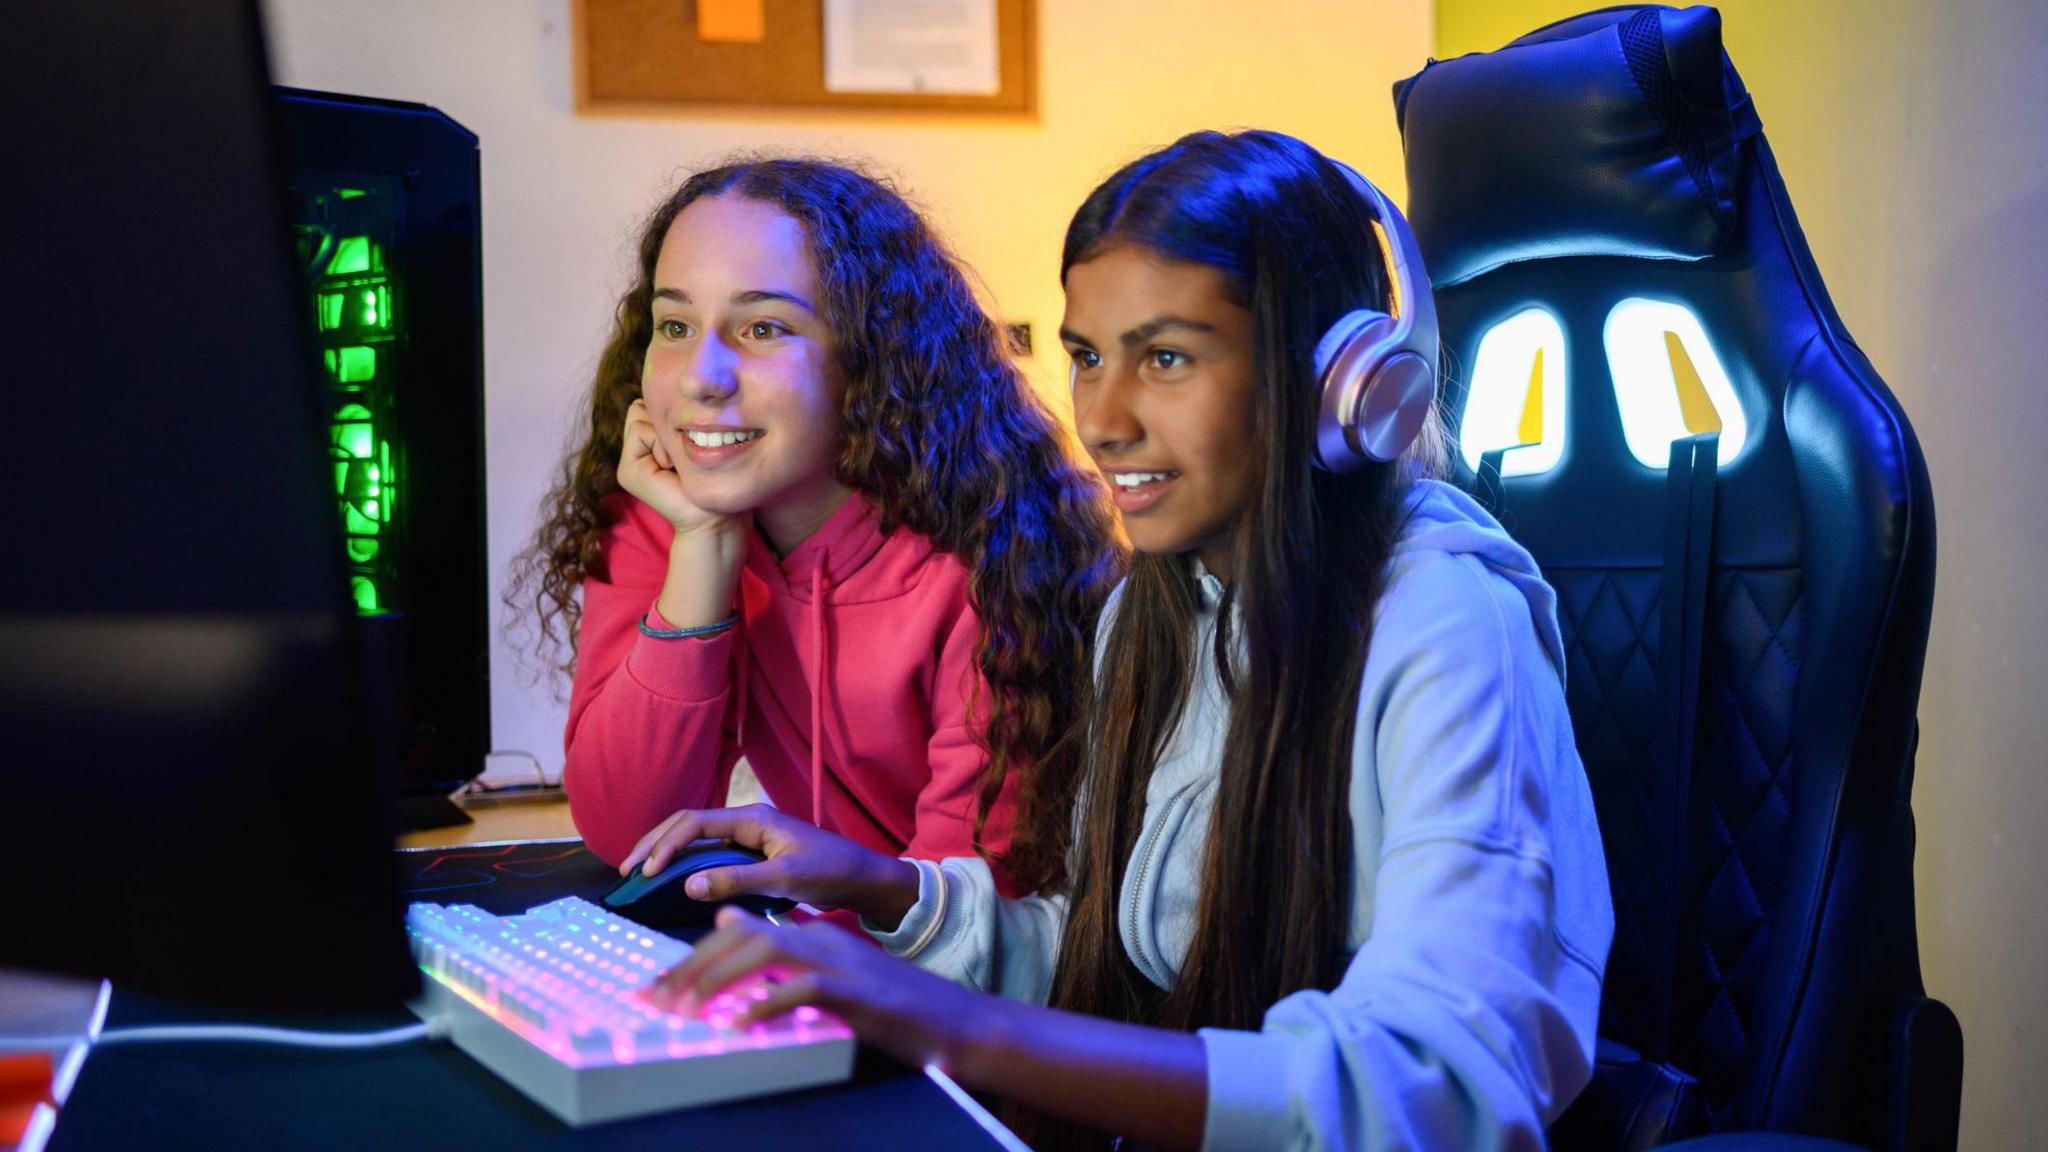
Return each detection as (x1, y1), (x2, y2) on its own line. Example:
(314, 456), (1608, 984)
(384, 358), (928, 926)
(619, 804), (921, 930)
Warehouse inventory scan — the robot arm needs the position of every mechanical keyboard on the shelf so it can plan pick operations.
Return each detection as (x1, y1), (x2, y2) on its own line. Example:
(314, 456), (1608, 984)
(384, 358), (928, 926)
(405, 896), (855, 1126)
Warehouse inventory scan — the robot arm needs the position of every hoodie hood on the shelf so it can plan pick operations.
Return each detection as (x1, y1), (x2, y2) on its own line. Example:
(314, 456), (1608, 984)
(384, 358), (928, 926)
(1391, 478), (1566, 676)
(1183, 477), (1564, 682)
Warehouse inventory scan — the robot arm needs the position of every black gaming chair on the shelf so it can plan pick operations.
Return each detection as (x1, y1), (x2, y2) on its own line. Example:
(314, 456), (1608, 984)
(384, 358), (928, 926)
(1393, 7), (1961, 1150)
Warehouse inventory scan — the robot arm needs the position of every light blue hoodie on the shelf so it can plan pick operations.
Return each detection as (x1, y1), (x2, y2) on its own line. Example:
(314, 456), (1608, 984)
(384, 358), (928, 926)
(868, 479), (1613, 1150)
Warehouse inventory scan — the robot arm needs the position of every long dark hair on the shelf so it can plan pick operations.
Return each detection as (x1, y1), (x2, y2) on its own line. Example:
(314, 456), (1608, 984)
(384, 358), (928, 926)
(509, 157), (1122, 882)
(1026, 131), (1442, 1147)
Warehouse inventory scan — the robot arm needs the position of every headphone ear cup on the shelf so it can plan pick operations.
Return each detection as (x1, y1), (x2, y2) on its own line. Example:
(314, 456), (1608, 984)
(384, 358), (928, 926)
(1354, 350), (1435, 463)
(1315, 308), (1403, 470)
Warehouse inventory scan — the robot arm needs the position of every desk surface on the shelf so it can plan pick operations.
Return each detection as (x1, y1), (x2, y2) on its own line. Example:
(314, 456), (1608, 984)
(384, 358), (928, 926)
(54, 1003), (1015, 1151)
(399, 794), (580, 850)
(48, 806), (1021, 1151)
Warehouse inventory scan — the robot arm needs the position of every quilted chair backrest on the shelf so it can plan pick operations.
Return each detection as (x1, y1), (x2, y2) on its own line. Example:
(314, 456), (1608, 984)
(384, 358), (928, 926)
(1395, 6), (1938, 1140)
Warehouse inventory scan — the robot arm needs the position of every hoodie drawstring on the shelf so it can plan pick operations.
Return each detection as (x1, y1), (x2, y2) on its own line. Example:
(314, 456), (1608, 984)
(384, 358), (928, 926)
(733, 605), (749, 747)
(809, 547), (831, 833)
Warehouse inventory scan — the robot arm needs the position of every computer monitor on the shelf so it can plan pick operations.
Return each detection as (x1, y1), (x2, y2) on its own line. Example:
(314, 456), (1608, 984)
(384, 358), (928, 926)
(0, 1), (417, 1009)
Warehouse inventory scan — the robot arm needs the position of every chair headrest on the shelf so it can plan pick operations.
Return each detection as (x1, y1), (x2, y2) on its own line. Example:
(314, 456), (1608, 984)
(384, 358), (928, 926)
(1395, 5), (1760, 288)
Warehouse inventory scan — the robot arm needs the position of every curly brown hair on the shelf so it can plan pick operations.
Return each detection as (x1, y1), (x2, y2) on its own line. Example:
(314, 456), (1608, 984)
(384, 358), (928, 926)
(508, 157), (1123, 888)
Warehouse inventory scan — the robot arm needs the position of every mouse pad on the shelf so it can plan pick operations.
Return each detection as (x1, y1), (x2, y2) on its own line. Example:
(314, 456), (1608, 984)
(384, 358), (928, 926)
(395, 839), (623, 916)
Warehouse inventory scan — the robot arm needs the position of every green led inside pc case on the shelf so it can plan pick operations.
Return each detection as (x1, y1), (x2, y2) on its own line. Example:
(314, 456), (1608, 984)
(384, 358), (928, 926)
(297, 180), (400, 616)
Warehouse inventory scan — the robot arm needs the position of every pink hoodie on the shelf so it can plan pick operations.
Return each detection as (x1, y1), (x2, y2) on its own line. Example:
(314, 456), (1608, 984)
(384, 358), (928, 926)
(564, 491), (1021, 894)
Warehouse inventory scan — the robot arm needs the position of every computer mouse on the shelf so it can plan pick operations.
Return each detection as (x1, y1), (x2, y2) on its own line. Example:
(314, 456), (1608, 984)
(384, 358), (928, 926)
(601, 840), (795, 933)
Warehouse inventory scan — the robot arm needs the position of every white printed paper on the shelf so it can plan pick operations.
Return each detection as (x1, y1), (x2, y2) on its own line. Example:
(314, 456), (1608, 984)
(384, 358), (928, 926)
(823, 0), (1000, 96)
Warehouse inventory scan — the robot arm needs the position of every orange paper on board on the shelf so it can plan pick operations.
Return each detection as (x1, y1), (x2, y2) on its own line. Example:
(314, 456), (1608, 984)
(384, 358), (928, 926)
(697, 0), (766, 43)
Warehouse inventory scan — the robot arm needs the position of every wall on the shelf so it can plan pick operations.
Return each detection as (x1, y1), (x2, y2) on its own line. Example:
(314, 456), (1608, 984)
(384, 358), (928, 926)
(1433, 3), (2047, 1147)
(259, 0), (1431, 781)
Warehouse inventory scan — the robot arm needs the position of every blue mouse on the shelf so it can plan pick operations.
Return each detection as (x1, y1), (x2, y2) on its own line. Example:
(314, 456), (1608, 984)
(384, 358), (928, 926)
(602, 840), (796, 933)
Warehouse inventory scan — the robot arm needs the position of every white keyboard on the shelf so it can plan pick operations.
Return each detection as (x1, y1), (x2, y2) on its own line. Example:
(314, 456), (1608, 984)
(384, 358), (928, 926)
(405, 896), (855, 1126)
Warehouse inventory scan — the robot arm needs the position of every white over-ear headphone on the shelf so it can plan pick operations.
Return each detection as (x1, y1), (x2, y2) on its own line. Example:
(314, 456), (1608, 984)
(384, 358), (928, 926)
(1312, 162), (1440, 472)
(1065, 162), (1436, 472)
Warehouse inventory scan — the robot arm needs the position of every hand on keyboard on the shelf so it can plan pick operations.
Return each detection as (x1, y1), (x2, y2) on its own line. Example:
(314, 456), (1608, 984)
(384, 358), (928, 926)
(405, 897), (857, 1124)
(407, 897), (847, 1065)
(648, 905), (1003, 1078)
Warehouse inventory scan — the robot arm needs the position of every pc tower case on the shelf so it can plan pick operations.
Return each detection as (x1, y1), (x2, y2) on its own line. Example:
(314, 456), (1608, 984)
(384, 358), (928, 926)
(275, 87), (488, 828)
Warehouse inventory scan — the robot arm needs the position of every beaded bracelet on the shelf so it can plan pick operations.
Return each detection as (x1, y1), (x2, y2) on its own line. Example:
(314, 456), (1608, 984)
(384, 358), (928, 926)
(637, 613), (739, 640)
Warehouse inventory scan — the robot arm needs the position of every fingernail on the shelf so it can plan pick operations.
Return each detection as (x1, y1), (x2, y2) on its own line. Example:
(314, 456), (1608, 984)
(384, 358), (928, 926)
(686, 876), (708, 899)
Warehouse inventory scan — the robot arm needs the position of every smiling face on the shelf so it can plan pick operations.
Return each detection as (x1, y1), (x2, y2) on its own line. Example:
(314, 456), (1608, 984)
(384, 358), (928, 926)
(641, 193), (850, 549)
(1061, 243), (1257, 577)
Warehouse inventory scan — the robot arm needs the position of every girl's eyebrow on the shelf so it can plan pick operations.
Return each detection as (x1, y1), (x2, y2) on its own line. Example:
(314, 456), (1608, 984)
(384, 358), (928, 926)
(1117, 316), (1214, 346)
(651, 287), (817, 314)
(733, 289), (816, 314)
(1056, 313), (1212, 350)
(1058, 316), (1214, 350)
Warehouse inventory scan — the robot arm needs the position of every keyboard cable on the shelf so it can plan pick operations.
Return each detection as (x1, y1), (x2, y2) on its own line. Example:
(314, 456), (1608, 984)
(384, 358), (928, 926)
(0, 980), (450, 1053)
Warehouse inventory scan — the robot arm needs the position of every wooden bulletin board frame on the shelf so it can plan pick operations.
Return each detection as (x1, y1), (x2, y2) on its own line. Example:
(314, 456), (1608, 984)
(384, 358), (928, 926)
(575, 0), (1035, 115)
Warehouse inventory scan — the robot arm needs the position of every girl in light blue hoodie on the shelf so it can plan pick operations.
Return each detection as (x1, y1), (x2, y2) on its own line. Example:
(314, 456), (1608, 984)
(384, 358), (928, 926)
(628, 130), (1613, 1151)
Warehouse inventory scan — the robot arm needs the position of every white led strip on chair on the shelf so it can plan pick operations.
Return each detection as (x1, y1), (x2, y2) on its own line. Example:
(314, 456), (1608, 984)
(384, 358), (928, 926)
(1458, 306), (1567, 478)
(1603, 297), (1748, 469)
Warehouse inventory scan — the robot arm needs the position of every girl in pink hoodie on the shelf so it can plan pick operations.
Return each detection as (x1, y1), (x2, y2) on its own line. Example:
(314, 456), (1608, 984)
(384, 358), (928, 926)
(513, 159), (1120, 896)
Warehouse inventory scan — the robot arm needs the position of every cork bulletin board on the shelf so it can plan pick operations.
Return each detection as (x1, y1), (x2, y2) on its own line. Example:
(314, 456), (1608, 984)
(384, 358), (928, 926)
(575, 0), (1036, 114)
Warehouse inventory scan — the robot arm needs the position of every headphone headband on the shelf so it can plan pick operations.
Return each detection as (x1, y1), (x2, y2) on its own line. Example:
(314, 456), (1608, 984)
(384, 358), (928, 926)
(1331, 164), (1438, 363)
